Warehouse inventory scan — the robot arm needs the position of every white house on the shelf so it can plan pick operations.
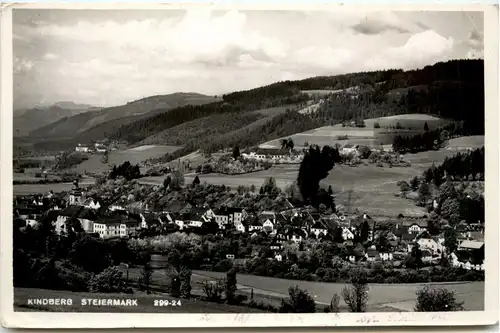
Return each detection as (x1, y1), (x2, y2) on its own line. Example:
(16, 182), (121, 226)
(341, 144), (359, 156)
(342, 227), (355, 240)
(109, 205), (126, 212)
(413, 234), (444, 255)
(85, 198), (102, 210)
(75, 144), (90, 153)
(402, 220), (428, 235)
(379, 252), (394, 261)
(310, 222), (328, 238)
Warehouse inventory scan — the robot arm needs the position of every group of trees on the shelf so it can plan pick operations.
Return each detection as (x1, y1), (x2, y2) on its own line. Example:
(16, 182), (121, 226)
(280, 138), (295, 150)
(297, 145), (340, 208)
(108, 161), (141, 181)
(392, 129), (443, 154)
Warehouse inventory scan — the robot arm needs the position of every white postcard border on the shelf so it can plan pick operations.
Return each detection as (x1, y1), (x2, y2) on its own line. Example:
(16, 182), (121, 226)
(1, 2), (498, 329)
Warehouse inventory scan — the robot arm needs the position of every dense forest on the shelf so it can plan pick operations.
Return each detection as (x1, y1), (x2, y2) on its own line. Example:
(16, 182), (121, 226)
(23, 59), (484, 154)
(147, 111), (325, 164)
(312, 60), (484, 135)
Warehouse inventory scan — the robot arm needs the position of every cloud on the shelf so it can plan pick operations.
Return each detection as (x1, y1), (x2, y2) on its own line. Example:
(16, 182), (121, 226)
(350, 12), (425, 35)
(14, 57), (34, 74)
(365, 30), (454, 70)
(13, 10), (480, 108)
(44, 53), (59, 60)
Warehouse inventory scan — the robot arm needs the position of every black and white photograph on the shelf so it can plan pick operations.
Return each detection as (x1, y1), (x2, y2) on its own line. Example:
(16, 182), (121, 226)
(1, 2), (498, 329)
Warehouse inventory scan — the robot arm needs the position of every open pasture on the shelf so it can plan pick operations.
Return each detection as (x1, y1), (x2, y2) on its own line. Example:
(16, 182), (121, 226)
(193, 271), (484, 312)
(71, 145), (182, 174)
(13, 179), (95, 196)
(364, 114), (449, 130)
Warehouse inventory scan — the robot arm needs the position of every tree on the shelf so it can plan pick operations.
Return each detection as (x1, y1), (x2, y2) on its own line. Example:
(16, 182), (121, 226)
(405, 243), (423, 269)
(399, 181), (411, 198)
(328, 185), (333, 196)
(418, 182), (431, 205)
(440, 197), (461, 225)
(163, 175), (172, 191)
(138, 263), (153, 294)
(192, 175), (201, 187)
(426, 213), (441, 235)
(424, 122), (430, 132)
(360, 221), (370, 243)
(297, 145), (340, 204)
(250, 184), (256, 193)
(170, 171), (185, 190)
(170, 274), (181, 297)
(415, 286), (464, 311)
(324, 293), (340, 313)
(333, 227), (344, 243)
(410, 176), (420, 191)
(101, 151), (109, 164)
(179, 268), (192, 299)
(444, 228), (458, 254)
(225, 268), (237, 304)
(357, 145), (372, 159)
(232, 146), (240, 159)
(341, 270), (369, 312)
(376, 233), (390, 253)
(279, 285), (316, 313)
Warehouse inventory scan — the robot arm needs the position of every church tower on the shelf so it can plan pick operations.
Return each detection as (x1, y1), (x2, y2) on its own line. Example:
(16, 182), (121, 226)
(69, 179), (83, 205)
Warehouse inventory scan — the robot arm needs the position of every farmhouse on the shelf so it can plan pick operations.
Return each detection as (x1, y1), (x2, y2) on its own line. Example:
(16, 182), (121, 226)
(93, 211), (141, 238)
(341, 144), (359, 156)
(241, 148), (304, 164)
(75, 144), (90, 153)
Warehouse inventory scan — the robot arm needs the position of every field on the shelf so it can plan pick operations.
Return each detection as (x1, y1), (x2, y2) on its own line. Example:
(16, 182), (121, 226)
(14, 288), (263, 313)
(261, 114), (450, 149)
(192, 271), (484, 312)
(139, 136), (484, 218)
(13, 179), (96, 195)
(71, 145), (182, 174)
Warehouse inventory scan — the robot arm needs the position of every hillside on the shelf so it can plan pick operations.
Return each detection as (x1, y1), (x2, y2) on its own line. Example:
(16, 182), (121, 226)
(29, 93), (220, 140)
(14, 104), (101, 137)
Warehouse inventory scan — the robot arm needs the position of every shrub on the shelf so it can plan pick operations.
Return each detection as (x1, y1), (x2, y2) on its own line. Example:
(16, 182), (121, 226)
(88, 266), (130, 293)
(247, 300), (278, 312)
(415, 286), (465, 312)
(202, 279), (225, 303)
(324, 293), (340, 313)
(225, 268), (238, 304)
(279, 285), (316, 313)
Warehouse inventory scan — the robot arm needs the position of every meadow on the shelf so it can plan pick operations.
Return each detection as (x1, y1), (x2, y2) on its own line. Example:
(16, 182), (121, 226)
(71, 145), (182, 174)
(191, 271), (484, 312)
(262, 114), (451, 149)
(13, 179), (96, 196)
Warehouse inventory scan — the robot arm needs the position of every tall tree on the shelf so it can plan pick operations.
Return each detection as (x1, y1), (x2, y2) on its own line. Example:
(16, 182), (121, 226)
(232, 146), (240, 159)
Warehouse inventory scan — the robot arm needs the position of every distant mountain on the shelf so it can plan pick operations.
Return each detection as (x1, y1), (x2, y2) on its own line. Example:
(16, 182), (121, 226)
(14, 103), (102, 137)
(29, 92), (220, 140)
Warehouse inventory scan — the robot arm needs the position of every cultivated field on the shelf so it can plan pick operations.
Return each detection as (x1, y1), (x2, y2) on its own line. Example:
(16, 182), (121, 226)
(262, 114), (450, 149)
(14, 287), (263, 313)
(13, 179), (96, 196)
(71, 145), (181, 174)
(192, 271), (485, 312)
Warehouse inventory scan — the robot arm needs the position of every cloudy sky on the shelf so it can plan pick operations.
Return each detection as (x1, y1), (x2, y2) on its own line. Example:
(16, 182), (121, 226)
(13, 9), (483, 109)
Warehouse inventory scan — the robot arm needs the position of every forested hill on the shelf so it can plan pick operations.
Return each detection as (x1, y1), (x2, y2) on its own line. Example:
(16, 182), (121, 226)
(312, 59), (484, 135)
(108, 59), (483, 145)
(29, 59), (484, 153)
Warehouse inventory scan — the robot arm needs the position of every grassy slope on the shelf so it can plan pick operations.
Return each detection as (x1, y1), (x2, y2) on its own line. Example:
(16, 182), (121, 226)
(29, 93), (220, 140)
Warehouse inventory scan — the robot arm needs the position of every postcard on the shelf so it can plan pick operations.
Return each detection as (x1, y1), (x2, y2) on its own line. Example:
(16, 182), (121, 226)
(0, 2), (498, 329)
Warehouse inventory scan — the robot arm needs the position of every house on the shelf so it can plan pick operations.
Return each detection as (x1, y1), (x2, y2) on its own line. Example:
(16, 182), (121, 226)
(379, 252), (394, 261)
(341, 144), (359, 156)
(457, 240), (485, 263)
(247, 218), (263, 232)
(214, 207), (247, 228)
(140, 212), (161, 229)
(402, 220), (428, 235)
(365, 248), (380, 262)
(310, 221), (328, 238)
(76, 207), (98, 233)
(109, 204), (126, 212)
(412, 231), (444, 255)
(54, 205), (85, 234)
(85, 198), (103, 210)
(75, 143), (90, 152)
(93, 211), (141, 238)
(342, 227), (355, 240)
(421, 250), (433, 263)
(450, 251), (484, 270)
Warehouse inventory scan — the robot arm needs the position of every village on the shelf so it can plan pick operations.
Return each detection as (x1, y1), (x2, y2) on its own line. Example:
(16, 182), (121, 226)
(14, 170), (485, 276)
